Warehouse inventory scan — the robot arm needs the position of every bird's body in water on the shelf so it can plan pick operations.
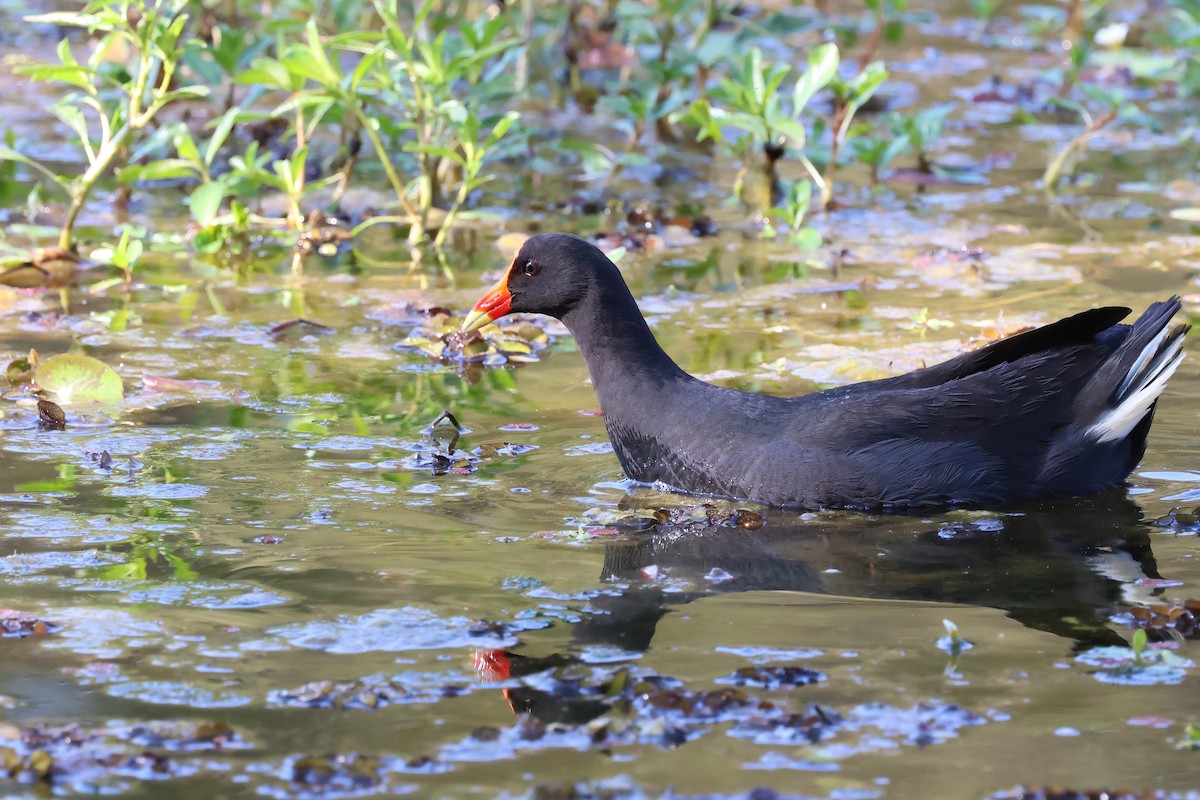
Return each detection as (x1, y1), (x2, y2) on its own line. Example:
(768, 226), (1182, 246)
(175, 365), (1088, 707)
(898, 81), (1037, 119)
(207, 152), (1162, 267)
(463, 233), (1189, 510)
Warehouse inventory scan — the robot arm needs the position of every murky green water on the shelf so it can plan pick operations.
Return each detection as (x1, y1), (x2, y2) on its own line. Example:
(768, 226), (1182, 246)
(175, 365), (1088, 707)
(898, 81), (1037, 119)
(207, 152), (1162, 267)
(3, 1), (1200, 798)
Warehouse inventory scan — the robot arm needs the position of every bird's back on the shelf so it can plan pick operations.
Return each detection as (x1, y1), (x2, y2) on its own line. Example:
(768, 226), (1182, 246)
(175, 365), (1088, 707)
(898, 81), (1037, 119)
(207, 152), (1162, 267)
(606, 300), (1187, 510)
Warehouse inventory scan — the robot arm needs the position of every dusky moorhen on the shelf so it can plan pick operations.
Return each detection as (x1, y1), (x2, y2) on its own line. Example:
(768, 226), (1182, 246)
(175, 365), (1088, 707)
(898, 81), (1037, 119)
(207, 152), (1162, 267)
(462, 233), (1188, 510)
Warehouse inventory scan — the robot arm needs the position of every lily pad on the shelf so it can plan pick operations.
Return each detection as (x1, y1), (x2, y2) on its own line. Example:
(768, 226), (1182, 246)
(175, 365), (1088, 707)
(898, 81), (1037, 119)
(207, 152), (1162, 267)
(35, 354), (123, 405)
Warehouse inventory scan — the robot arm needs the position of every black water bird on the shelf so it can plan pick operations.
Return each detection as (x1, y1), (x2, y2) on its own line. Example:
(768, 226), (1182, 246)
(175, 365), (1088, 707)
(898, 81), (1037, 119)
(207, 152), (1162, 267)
(462, 233), (1188, 510)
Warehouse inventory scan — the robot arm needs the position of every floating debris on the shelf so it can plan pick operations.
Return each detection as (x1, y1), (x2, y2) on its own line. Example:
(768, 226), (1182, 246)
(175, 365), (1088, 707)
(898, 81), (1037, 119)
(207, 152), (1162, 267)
(1152, 506), (1200, 532)
(113, 720), (252, 752)
(268, 318), (336, 339)
(1113, 600), (1200, 641)
(989, 789), (1154, 800)
(0, 721), (204, 791)
(716, 666), (825, 690)
(569, 500), (770, 539)
(388, 303), (557, 368)
(0, 608), (58, 638)
(288, 752), (384, 795)
(269, 673), (471, 711)
(36, 398), (66, 431)
(1075, 644), (1194, 686)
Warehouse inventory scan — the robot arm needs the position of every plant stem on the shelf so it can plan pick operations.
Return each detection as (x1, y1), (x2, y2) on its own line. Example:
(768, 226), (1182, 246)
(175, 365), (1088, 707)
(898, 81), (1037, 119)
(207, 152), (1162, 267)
(433, 178), (472, 249)
(1043, 107), (1117, 190)
(289, 103), (306, 231)
(350, 102), (417, 220)
(797, 153), (829, 204)
(58, 17), (167, 252)
(820, 103), (848, 209)
(859, 4), (884, 70)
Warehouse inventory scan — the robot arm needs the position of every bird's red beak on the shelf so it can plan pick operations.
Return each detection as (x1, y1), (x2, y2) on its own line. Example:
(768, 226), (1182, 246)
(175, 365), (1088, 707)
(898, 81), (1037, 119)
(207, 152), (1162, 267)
(461, 259), (514, 332)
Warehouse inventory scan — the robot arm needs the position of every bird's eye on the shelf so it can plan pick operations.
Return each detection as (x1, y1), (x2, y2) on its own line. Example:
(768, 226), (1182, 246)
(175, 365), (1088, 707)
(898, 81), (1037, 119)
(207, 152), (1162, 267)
(522, 260), (540, 277)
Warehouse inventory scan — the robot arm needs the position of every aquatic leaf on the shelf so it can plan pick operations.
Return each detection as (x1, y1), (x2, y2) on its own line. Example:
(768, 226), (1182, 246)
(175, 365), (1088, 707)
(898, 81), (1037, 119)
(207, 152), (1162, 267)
(794, 43), (839, 113)
(188, 182), (226, 228)
(6, 356), (33, 385)
(35, 353), (123, 404)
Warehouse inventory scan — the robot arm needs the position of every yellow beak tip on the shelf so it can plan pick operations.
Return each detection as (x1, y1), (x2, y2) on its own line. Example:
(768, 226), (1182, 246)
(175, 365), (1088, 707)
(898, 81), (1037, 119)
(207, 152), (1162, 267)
(461, 310), (491, 333)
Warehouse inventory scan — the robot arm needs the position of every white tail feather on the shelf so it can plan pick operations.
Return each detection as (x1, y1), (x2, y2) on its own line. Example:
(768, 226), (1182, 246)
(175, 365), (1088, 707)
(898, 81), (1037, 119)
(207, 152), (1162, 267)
(1089, 336), (1185, 443)
(1115, 324), (1168, 399)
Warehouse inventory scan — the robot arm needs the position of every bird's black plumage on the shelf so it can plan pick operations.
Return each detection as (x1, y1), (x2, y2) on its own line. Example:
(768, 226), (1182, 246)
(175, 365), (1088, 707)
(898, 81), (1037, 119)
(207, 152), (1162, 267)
(472, 233), (1189, 510)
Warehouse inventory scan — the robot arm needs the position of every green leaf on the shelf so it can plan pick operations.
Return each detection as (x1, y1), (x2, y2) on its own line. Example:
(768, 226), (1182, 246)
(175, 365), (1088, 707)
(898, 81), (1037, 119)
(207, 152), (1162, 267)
(1048, 95), (1087, 119)
(840, 61), (889, 141)
(119, 159), (199, 184)
(204, 107), (241, 168)
(794, 43), (839, 113)
(302, 18), (342, 85)
(174, 129), (202, 166)
(164, 552), (198, 581)
(1080, 83), (1123, 110)
(748, 47), (765, 108)
(157, 85), (211, 104)
(847, 61), (889, 112)
(406, 143), (467, 166)
(236, 58), (297, 90)
(109, 226), (143, 270)
(25, 11), (115, 28)
(15, 63), (97, 93)
(35, 353), (124, 405)
(349, 43), (388, 90)
(90, 557), (147, 581)
(189, 181), (226, 227)
(774, 119), (809, 149)
(0, 144), (66, 187)
(790, 226), (822, 251)
(883, 19), (906, 44)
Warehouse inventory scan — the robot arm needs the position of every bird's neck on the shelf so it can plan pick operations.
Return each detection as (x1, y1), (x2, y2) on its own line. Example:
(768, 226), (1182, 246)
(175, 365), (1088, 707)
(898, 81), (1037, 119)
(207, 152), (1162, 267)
(559, 280), (691, 409)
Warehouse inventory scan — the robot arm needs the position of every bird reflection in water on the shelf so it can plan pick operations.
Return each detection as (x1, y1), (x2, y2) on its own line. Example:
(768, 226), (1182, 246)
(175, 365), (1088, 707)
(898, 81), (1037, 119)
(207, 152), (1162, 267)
(475, 490), (1161, 723)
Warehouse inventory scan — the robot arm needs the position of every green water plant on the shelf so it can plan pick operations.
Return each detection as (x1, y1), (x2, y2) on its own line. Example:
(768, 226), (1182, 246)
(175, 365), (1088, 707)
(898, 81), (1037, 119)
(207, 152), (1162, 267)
(968, 0), (1002, 40)
(3, 0), (205, 252)
(771, 180), (820, 250)
(886, 103), (955, 175)
(368, 0), (525, 247)
(1181, 722), (1200, 750)
(1043, 85), (1155, 189)
(97, 224), (145, 287)
(34, 353), (124, 405)
(805, 57), (888, 207)
(682, 45), (839, 214)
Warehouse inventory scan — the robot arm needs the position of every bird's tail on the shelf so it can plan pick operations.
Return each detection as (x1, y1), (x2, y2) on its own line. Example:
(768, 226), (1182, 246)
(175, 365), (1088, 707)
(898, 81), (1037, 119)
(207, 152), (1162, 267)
(1083, 297), (1189, 444)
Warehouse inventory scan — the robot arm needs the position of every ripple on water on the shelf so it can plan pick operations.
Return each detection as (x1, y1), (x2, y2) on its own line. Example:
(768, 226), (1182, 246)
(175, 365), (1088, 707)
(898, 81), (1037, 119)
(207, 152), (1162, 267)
(2, 429), (178, 459)
(260, 607), (521, 654)
(105, 680), (253, 708)
(108, 484), (210, 500)
(113, 582), (289, 609)
(297, 435), (410, 452)
(44, 608), (166, 658)
(715, 645), (824, 662)
(564, 442), (615, 457)
(1, 511), (183, 544)
(0, 549), (123, 578)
